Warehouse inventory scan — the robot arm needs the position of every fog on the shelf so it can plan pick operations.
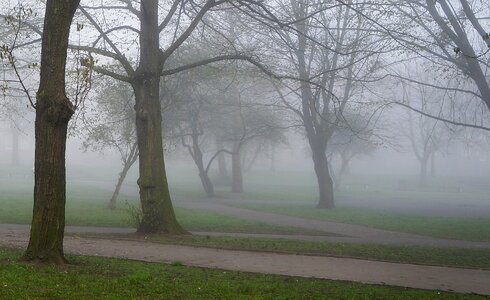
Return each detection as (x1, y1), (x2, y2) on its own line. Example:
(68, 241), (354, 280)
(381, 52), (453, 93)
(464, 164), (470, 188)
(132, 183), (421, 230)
(1, 116), (489, 219)
(1, 2), (490, 291)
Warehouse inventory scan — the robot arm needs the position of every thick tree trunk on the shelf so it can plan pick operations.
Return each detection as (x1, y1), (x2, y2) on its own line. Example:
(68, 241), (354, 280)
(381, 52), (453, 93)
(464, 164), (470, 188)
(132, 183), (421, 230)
(312, 147), (335, 209)
(132, 0), (185, 234)
(133, 83), (185, 234)
(231, 149), (243, 193)
(22, 0), (79, 264)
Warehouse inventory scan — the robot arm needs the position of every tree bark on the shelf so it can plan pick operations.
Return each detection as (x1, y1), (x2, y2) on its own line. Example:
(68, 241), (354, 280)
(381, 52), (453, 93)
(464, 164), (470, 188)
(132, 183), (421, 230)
(22, 0), (80, 264)
(312, 146), (335, 209)
(133, 0), (185, 234)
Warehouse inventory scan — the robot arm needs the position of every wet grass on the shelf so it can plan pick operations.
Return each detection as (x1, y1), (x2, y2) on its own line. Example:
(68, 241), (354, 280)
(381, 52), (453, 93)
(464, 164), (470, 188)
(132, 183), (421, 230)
(0, 247), (485, 299)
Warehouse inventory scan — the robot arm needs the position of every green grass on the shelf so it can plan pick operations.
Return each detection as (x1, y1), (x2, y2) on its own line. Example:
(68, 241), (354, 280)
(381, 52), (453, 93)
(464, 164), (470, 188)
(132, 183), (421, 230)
(91, 234), (490, 270)
(0, 185), (323, 236)
(0, 248), (484, 299)
(234, 204), (490, 241)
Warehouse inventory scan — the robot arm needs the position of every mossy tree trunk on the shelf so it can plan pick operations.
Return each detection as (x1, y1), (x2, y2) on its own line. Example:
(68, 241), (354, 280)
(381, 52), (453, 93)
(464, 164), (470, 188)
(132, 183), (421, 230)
(132, 0), (185, 234)
(22, 0), (80, 264)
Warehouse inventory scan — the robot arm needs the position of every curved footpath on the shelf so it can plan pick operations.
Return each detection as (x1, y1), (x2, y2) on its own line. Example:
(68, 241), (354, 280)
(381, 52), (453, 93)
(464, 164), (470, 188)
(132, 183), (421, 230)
(109, 184), (490, 249)
(1, 224), (490, 296)
(175, 199), (490, 249)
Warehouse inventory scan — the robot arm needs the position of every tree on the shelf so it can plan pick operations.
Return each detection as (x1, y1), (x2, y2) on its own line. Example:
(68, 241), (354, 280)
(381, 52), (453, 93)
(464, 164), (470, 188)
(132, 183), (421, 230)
(81, 79), (138, 210)
(327, 114), (378, 189)
(401, 81), (460, 186)
(248, 0), (387, 208)
(380, 0), (490, 128)
(164, 59), (285, 196)
(76, 0), (247, 233)
(22, 0), (81, 264)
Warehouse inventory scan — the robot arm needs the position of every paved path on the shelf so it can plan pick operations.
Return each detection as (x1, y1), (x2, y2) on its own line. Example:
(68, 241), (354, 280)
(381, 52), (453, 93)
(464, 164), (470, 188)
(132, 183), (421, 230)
(1, 224), (489, 296)
(5, 180), (487, 245)
(84, 182), (490, 248)
(175, 200), (490, 249)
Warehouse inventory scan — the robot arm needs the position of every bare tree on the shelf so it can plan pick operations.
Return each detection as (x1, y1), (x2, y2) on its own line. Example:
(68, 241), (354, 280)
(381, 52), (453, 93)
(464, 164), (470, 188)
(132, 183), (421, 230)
(243, 0), (388, 208)
(380, 0), (490, 127)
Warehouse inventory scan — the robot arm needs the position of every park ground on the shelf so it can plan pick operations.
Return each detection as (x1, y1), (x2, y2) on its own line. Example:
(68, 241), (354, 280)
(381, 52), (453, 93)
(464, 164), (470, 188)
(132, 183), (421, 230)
(1, 164), (490, 298)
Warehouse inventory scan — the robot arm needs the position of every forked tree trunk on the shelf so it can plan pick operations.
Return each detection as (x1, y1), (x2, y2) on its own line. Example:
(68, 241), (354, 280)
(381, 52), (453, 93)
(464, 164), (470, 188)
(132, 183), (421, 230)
(187, 128), (215, 197)
(132, 0), (185, 234)
(22, 0), (80, 264)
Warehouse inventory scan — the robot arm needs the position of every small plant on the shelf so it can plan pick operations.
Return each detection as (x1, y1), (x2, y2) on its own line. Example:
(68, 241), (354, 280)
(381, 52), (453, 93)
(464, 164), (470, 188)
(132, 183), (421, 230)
(124, 201), (142, 229)
(171, 261), (184, 267)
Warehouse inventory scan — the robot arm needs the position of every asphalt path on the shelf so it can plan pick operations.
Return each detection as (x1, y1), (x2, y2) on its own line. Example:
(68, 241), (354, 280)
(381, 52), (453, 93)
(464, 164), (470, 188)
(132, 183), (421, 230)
(1, 224), (489, 296)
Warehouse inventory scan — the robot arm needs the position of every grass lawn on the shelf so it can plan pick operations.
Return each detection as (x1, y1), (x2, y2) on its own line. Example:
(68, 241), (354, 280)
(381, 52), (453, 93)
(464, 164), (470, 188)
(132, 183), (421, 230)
(0, 185), (324, 236)
(0, 248), (484, 299)
(89, 233), (490, 270)
(234, 203), (490, 241)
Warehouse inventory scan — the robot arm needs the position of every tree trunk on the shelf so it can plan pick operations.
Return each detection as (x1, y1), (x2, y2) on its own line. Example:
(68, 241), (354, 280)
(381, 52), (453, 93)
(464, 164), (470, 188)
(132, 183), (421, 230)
(312, 146), (335, 209)
(108, 162), (131, 210)
(132, 0), (185, 234)
(231, 149), (243, 193)
(188, 128), (215, 197)
(199, 171), (215, 197)
(133, 83), (185, 234)
(108, 143), (138, 210)
(215, 138), (230, 185)
(335, 152), (350, 191)
(22, 0), (80, 264)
